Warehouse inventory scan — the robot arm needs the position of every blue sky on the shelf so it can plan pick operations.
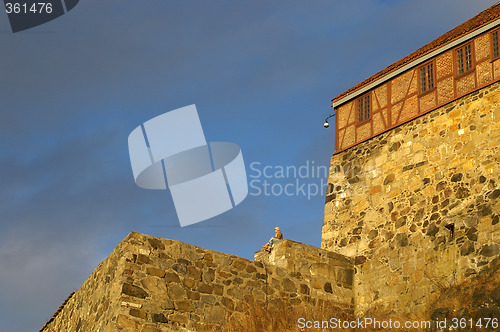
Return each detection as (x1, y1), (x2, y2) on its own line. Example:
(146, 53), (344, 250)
(0, 0), (496, 330)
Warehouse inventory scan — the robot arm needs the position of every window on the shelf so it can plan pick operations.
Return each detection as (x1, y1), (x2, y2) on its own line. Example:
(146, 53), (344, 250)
(492, 30), (499, 59)
(456, 44), (472, 75)
(419, 62), (434, 93)
(357, 94), (370, 123)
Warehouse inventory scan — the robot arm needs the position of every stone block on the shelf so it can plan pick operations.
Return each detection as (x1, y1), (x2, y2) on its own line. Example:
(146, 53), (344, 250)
(174, 300), (194, 312)
(480, 244), (499, 257)
(141, 276), (167, 294)
(299, 284), (310, 295)
(197, 283), (213, 294)
(117, 314), (140, 330)
(221, 297), (234, 311)
(205, 306), (227, 324)
(122, 283), (149, 299)
(187, 266), (202, 281)
(146, 267), (165, 278)
(168, 312), (189, 325)
(202, 269), (215, 283)
(231, 259), (247, 271)
(137, 254), (152, 265)
(164, 272), (180, 283)
(226, 286), (243, 300)
(141, 323), (160, 332)
(186, 290), (200, 301)
(129, 308), (148, 320)
(216, 270), (232, 279)
(167, 284), (186, 300)
(282, 278), (297, 292)
(182, 277), (196, 289)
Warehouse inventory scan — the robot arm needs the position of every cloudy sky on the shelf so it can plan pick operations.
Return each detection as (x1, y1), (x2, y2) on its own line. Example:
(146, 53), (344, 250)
(0, 0), (497, 330)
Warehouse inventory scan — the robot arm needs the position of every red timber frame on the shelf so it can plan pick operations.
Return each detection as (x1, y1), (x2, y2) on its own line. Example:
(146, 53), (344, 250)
(334, 26), (500, 154)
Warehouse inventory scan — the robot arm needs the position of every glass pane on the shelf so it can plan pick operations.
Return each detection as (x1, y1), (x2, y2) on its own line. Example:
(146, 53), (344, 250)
(428, 63), (434, 90)
(465, 44), (472, 71)
(457, 49), (464, 75)
(493, 31), (499, 58)
(420, 67), (426, 92)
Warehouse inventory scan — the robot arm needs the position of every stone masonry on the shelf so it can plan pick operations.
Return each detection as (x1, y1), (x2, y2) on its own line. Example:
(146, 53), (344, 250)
(254, 239), (354, 308)
(323, 80), (500, 317)
(41, 232), (353, 332)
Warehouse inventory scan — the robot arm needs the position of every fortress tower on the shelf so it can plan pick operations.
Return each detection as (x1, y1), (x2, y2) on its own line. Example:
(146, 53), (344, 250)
(323, 2), (500, 317)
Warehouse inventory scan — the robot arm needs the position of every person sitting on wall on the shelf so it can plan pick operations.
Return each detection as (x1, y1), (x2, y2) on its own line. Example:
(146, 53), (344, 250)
(262, 227), (283, 252)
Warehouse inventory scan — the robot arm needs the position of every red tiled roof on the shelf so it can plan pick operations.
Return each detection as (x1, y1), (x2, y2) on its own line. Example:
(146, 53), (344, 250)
(332, 2), (500, 105)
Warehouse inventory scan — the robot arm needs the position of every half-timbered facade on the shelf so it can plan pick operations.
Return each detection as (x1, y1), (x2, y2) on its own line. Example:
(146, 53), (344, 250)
(332, 3), (500, 153)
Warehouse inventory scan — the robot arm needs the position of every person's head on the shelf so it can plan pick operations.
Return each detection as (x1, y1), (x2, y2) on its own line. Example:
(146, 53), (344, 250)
(275, 227), (280, 232)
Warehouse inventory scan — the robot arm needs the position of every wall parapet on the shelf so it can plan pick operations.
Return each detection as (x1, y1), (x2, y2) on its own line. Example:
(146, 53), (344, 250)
(255, 239), (354, 291)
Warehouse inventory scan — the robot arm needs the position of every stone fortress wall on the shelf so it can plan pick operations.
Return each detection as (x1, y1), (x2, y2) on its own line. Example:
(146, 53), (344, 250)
(41, 232), (354, 332)
(323, 80), (500, 316)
